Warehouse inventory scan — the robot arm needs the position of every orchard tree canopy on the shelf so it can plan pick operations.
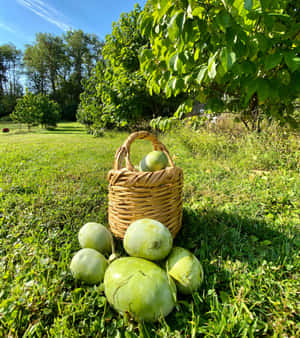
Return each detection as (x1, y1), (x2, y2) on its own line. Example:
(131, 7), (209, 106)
(139, 0), (300, 131)
(78, 4), (184, 131)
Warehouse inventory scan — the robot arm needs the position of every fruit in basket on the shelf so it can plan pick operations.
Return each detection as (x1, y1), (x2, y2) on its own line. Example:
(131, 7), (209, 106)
(78, 222), (112, 254)
(124, 218), (173, 261)
(104, 257), (176, 322)
(139, 156), (149, 171)
(70, 248), (107, 284)
(166, 247), (204, 295)
(140, 150), (168, 172)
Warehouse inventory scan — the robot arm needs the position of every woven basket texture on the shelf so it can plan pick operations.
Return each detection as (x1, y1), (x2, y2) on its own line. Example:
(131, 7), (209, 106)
(107, 131), (183, 239)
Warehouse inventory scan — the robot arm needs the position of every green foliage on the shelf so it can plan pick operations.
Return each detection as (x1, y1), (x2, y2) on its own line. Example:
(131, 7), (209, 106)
(62, 30), (103, 120)
(0, 124), (299, 336)
(77, 61), (116, 131)
(11, 91), (60, 129)
(0, 94), (18, 118)
(140, 0), (300, 131)
(78, 5), (184, 131)
(24, 33), (66, 95)
(0, 43), (23, 117)
(23, 31), (103, 121)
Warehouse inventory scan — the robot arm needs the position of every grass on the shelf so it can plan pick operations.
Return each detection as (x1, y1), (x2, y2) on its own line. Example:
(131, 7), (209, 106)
(0, 121), (86, 135)
(0, 122), (299, 337)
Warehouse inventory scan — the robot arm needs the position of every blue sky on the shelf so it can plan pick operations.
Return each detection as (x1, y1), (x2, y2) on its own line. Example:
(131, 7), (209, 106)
(0, 0), (146, 50)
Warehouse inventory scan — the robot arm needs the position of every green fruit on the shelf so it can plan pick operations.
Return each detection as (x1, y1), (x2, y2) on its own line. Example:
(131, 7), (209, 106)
(166, 247), (204, 295)
(139, 157), (149, 171)
(140, 151), (168, 172)
(104, 257), (176, 322)
(124, 218), (173, 261)
(78, 222), (112, 254)
(70, 248), (107, 284)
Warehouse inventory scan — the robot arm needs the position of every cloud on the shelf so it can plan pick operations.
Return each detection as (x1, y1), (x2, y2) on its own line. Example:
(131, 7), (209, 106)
(0, 21), (35, 44)
(0, 22), (18, 34)
(17, 0), (72, 31)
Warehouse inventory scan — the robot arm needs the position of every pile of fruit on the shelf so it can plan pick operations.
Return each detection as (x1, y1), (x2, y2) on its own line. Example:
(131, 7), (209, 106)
(70, 151), (203, 322)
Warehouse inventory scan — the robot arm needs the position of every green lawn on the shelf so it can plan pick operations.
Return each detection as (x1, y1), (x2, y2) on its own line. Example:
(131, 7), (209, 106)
(0, 122), (299, 337)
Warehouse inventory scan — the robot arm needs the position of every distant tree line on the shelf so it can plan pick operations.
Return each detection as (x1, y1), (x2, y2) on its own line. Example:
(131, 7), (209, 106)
(0, 44), (23, 118)
(0, 29), (103, 123)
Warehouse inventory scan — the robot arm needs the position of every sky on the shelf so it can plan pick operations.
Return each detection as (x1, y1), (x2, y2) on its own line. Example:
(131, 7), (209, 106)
(0, 0), (146, 50)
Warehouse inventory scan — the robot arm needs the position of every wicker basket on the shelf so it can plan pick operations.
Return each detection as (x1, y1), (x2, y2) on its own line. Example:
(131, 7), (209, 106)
(107, 131), (183, 239)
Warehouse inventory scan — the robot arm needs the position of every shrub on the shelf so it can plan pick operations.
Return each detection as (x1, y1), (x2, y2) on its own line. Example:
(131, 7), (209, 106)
(11, 91), (60, 129)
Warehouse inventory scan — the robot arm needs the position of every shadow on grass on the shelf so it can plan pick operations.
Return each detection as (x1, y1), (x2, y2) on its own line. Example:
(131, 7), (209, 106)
(175, 206), (297, 265)
(0, 125), (86, 136)
(42, 125), (86, 135)
(148, 207), (298, 334)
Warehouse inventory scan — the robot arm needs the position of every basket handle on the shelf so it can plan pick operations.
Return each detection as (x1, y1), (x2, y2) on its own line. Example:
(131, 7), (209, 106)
(113, 131), (175, 171)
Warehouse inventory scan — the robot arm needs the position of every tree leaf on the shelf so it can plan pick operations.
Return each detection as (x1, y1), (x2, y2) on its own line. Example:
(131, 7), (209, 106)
(208, 62), (217, 79)
(208, 53), (218, 79)
(183, 19), (195, 44)
(184, 74), (192, 86)
(233, 0), (246, 15)
(169, 53), (183, 73)
(196, 66), (207, 84)
(264, 53), (282, 71)
(244, 80), (257, 104)
(284, 52), (300, 72)
(155, 0), (172, 22)
(194, 48), (200, 61)
(244, 0), (253, 11)
(139, 16), (153, 37)
(257, 79), (270, 103)
(239, 61), (256, 74)
(187, 3), (193, 18)
(176, 78), (185, 92)
(216, 11), (232, 31)
(168, 11), (186, 41)
(167, 77), (176, 91)
(158, 0), (169, 11)
(139, 48), (153, 63)
(220, 47), (236, 72)
(192, 7), (205, 18)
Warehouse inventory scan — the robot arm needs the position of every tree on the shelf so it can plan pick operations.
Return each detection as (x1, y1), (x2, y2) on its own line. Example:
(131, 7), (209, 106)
(77, 61), (106, 132)
(11, 90), (60, 129)
(0, 44), (23, 117)
(24, 43), (49, 95)
(78, 4), (184, 131)
(63, 30), (103, 116)
(23, 30), (103, 121)
(54, 30), (103, 121)
(139, 0), (300, 131)
(38, 34), (66, 96)
(24, 33), (69, 96)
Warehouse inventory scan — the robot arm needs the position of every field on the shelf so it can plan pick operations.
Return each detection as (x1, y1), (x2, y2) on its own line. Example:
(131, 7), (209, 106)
(0, 122), (299, 337)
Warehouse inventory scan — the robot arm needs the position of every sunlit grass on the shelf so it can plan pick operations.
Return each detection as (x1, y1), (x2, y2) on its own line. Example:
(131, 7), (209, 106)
(0, 123), (299, 336)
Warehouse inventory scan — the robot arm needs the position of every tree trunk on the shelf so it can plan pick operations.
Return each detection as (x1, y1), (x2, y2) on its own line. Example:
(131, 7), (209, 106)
(257, 117), (262, 133)
(250, 93), (260, 132)
(241, 117), (250, 131)
(51, 75), (56, 95)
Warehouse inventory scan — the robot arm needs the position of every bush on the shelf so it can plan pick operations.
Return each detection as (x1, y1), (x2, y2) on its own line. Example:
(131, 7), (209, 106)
(0, 95), (18, 118)
(11, 91), (60, 129)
